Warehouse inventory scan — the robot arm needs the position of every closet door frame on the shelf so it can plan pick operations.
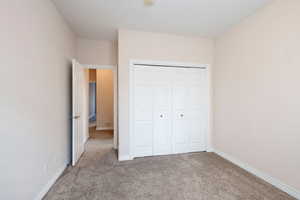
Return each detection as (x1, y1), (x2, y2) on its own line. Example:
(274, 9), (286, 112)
(129, 60), (212, 160)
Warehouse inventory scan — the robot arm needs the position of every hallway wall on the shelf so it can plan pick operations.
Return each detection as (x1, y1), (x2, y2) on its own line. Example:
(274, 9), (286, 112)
(0, 1), (76, 200)
(96, 69), (114, 130)
(89, 69), (97, 82)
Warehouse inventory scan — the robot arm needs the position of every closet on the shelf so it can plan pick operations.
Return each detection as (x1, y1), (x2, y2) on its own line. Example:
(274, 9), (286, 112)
(130, 63), (208, 158)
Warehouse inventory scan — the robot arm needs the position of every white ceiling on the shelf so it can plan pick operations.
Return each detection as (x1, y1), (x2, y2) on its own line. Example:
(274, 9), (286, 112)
(52, 0), (272, 40)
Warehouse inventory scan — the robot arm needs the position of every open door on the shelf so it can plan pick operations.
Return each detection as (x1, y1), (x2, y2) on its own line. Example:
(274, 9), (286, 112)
(72, 59), (85, 166)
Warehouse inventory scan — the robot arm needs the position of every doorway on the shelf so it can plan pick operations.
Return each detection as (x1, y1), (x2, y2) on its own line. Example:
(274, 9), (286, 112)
(88, 68), (114, 152)
(89, 70), (97, 127)
(72, 60), (117, 166)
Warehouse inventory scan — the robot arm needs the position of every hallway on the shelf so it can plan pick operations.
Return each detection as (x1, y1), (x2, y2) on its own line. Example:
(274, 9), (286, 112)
(78, 128), (114, 168)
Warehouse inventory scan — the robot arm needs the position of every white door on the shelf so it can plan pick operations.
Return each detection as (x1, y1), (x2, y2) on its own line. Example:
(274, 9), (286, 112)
(186, 68), (207, 152)
(72, 59), (85, 166)
(132, 67), (173, 157)
(172, 68), (190, 153)
(153, 67), (172, 155)
(132, 67), (154, 157)
(131, 65), (208, 158)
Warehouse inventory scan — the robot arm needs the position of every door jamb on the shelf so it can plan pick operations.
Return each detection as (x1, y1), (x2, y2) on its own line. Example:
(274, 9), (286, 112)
(84, 64), (118, 150)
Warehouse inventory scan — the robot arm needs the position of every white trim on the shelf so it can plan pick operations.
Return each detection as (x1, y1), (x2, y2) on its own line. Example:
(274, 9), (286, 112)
(113, 66), (118, 149)
(130, 59), (209, 69)
(128, 62), (135, 160)
(118, 155), (133, 161)
(84, 64), (115, 69)
(96, 127), (114, 131)
(206, 62), (213, 153)
(89, 122), (96, 128)
(34, 164), (67, 200)
(84, 134), (89, 144)
(213, 149), (300, 199)
(128, 59), (212, 160)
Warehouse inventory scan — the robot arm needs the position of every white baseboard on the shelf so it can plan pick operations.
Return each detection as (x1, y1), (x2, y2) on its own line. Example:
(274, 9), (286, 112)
(96, 127), (113, 131)
(84, 135), (89, 144)
(213, 149), (300, 199)
(118, 155), (133, 161)
(34, 164), (67, 200)
(206, 146), (214, 152)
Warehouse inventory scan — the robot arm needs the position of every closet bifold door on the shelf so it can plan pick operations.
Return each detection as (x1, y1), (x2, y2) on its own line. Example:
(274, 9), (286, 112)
(152, 67), (173, 156)
(132, 64), (208, 158)
(133, 66), (173, 158)
(172, 68), (190, 154)
(132, 66), (154, 157)
(172, 67), (207, 154)
(186, 68), (207, 152)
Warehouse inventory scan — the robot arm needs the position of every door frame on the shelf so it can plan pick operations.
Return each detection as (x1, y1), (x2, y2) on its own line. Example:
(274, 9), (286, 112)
(84, 64), (118, 150)
(129, 60), (212, 160)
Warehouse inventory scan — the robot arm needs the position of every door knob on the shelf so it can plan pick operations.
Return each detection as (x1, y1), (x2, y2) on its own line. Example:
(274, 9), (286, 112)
(180, 114), (184, 118)
(160, 114), (163, 118)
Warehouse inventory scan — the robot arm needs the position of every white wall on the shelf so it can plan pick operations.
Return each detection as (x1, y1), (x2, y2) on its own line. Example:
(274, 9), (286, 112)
(118, 29), (214, 160)
(0, 1), (75, 200)
(76, 38), (117, 65)
(214, 0), (300, 192)
(96, 69), (114, 129)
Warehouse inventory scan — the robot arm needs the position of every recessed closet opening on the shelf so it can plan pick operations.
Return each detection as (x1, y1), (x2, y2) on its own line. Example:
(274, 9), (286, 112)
(129, 60), (211, 160)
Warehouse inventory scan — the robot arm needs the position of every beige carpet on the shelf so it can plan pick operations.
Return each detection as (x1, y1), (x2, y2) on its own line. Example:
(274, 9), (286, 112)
(44, 130), (294, 200)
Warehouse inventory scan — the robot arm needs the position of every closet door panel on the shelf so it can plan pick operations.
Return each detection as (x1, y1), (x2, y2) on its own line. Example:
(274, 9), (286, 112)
(132, 67), (155, 157)
(189, 109), (206, 152)
(173, 116), (189, 153)
(153, 68), (173, 155)
(132, 65), (208, 158)
(134, 122), (153, 157)
(186, 70), (207, 152)
(173, 86), (186, 109)
(172, 72), (190, 153)
(153, 109), (172, 155)
(134, 85), (153, 121)
(188, 84), (203, 107)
